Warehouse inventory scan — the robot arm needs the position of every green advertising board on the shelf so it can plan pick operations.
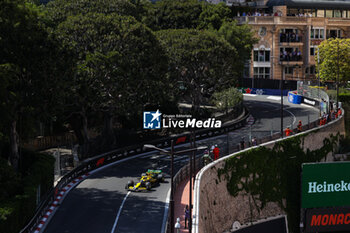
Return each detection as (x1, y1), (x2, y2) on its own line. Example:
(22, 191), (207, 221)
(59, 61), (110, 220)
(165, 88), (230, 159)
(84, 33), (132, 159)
(302, 162), (350, 208)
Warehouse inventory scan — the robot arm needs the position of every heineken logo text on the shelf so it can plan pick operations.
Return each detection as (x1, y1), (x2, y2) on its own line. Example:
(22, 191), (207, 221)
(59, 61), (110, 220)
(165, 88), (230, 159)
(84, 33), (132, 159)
(308, 181), (350, 193)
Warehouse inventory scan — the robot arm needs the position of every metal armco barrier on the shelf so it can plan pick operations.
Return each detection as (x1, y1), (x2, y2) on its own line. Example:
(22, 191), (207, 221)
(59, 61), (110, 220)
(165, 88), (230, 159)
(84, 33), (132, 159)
(20, 109), (249, 233)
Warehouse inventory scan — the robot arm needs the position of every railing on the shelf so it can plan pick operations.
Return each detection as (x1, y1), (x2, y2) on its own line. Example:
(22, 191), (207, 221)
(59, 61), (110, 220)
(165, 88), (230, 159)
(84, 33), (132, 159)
(22, 133), (77, 151)
(280, 35), (303, 43)
(280, 54), (302, 62)
(20, 107), (249, 233)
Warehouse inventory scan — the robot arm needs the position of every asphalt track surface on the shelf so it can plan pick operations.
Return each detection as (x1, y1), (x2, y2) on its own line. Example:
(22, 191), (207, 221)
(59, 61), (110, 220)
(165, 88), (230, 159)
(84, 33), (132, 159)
(43, 95), (319, 233)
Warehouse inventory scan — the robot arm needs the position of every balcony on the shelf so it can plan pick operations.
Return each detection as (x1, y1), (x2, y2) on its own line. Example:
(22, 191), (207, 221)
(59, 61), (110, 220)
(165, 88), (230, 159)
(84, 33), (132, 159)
(280, 54), (303, 65)
(235, 15), (350, 26)
(280, 34), (302, 42)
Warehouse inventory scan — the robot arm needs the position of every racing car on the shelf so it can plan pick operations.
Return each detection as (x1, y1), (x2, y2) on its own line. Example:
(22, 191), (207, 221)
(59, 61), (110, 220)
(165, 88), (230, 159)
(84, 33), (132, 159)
(125, 169), (165, 192)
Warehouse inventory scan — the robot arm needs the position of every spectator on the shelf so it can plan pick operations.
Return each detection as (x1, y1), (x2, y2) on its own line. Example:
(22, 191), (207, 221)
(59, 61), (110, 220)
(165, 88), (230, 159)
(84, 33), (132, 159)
(184, 205), (190, 229)
(338, 108), (342, 117)
(240, 138), (245, 150)
(297, 51), (302, 60)
(202, 149), (212, 165)
(331, 110), (336, 121)
(252, 137), (257, 146)
(285, 127), (292, 136)
(297, 120), (302, 132)
(213, 145), (220, 160)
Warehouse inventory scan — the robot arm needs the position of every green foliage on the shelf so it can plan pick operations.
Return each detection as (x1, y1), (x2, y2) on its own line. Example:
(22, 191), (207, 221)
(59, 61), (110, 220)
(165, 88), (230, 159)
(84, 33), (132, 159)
(57, 12), (169, 113)
(211, 88), (243, 113)
(217, 20), (258, 74)
(0, 159), (21, 203)
(317, 38), (350, 83)
(0, 0), (73, 169)
(0, 151), (54, 233)
(197, 2), (231, 30)
(142, 0), (203, 30)
(156, 29), (238, 116)
(45, 0), (138, 25)
(217, 133), (340, 232)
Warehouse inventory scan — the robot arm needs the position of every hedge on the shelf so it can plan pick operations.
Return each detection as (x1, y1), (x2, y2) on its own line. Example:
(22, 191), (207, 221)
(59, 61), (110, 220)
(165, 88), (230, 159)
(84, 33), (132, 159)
(0, 150), (54, 233)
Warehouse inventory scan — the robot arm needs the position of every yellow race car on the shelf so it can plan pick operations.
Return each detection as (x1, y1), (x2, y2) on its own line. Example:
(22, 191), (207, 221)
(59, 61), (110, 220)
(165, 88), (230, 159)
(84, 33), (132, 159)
(125, 169), (165, 192)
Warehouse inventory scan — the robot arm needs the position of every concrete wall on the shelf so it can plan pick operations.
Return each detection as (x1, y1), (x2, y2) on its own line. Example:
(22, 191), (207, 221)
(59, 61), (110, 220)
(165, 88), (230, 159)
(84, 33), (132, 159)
(194, 115), (345, 233)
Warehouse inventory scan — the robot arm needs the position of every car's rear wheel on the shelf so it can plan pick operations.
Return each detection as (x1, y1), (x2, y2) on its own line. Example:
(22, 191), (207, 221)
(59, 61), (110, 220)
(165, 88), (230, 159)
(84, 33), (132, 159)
(157, 174), (164, 182)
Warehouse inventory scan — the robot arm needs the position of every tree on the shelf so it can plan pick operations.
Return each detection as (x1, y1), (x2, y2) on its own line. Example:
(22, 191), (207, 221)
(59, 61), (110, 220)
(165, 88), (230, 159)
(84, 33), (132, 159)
(44, 0), (138, 25)
(142, 0), (203, 30)
(156, 29), (238, 116)
(317, 38), (350, 83)
(55, 13), (168, 153)
(0, 0), (73, 170)
(211, 88), (243, 114)
(197, 2), (231, 30)
(217, 20), (258, 75)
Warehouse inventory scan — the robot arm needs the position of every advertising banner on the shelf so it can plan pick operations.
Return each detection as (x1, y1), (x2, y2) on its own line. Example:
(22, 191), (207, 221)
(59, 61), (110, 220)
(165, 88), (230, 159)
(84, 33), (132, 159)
(302, 96), (319, 107)
(288, 92), (302, 104)
(305, 207), (350, 232)
(302, 162), (350, 208)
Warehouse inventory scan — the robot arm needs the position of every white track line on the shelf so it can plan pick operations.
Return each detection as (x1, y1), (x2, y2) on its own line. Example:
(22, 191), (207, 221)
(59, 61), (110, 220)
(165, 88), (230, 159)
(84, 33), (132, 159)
(284, 109), (297, 125)
(110, 191), (131, 233)
(267, 96), (281, 100)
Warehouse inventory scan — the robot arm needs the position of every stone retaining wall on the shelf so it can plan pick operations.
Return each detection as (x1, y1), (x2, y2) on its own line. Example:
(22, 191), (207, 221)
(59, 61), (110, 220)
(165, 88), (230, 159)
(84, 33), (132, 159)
(196, 115), (345, 233)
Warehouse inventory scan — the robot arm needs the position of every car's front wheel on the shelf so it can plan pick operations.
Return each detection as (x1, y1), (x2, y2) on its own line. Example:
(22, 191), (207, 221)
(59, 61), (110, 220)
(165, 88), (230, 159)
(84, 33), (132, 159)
(125, 180), (134, 189)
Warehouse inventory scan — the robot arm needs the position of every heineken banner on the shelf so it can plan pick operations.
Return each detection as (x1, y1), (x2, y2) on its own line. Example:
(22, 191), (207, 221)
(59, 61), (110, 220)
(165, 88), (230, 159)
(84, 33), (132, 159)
(302, 162), (350, 208)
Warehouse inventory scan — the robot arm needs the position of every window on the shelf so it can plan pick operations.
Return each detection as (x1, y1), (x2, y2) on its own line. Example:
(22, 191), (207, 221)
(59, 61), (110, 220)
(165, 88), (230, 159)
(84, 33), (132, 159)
(310, 66), (315, 74)
(287, 8), (298, 16)
(327, 29), (341, 39)
(312, 10), (317, 17)
(317, 10), (324, 17)
(305, 66), (316, 75)
(253, 50), (270, 62)
(254, 67), (270, 79)
(310, 47), (315, 56)
(280, 47), (302, 61)
(280, 28), (300, 42)
(310, 28), (324, 39)
(334, 10), (342, 18)
(284, 67), (293, 75)
(326, 10), (333, 18)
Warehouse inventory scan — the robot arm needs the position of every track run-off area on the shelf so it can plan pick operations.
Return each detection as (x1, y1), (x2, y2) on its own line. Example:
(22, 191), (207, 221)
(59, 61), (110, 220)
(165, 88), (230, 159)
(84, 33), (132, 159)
(42, 95), (319, 233)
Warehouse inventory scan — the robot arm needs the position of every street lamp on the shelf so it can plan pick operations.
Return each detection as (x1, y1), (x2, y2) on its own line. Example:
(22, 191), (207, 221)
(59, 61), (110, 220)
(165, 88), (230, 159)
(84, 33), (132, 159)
(317, 46), (321, 116)
(279, 61), (284, 138)
(336, 39), (340, 108)
(143, 142), (207, 233)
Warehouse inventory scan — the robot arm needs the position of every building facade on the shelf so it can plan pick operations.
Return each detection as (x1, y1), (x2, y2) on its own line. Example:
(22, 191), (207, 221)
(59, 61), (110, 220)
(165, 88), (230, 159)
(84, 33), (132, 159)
(232, 0), (350, 81)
